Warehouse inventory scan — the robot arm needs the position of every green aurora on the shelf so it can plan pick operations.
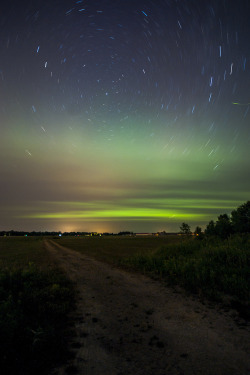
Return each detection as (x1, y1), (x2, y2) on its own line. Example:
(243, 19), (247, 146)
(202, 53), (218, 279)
(1, 119), (249, 233)
(0, 1), (249, 233)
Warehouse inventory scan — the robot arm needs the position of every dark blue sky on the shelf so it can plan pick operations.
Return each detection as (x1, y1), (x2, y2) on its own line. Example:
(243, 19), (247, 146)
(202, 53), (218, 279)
(0, 0), (249, 232)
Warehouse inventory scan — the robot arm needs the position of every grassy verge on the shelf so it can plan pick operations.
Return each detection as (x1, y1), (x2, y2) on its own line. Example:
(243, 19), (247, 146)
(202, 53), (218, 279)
(120, 235), (250, 317)
(54, 234), (250, 317)
(0, 237), (75, 375)
(0, 237), (53, 269)
(54, 235), (182, 264)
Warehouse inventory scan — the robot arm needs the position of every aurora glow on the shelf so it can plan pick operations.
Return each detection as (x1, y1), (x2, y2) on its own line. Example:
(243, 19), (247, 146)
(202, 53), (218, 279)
(0, 1), (249, 233)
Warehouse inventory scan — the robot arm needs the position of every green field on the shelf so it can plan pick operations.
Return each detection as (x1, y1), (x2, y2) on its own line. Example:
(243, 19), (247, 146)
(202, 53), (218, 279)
(0, 237), (75, 375)
(0, 237), (52, 269)
(122, 236), (249, 300)
(55, 234), (182, 263)
(56, 234), (250, 317)
(1, 233), (249, 375)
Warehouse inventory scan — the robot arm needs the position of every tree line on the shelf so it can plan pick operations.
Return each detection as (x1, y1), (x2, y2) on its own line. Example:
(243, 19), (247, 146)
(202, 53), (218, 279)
(180, 200), (250, 239)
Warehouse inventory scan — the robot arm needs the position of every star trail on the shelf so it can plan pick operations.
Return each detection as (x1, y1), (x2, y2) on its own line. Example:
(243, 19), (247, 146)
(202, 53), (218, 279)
(0, 0), (249, 233)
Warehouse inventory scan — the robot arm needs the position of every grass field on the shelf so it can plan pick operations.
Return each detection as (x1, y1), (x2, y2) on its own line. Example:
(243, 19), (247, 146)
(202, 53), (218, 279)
(1, 233), (249, 375)
(55, 235), (182, 263)
(0, 237), (52, 269)
(0, 237), (75, 375)
(56, 234), (250, 317)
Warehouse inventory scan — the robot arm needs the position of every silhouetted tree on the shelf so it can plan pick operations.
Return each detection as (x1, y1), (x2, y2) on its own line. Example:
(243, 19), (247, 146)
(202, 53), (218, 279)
(215, 214), (233, 239)
(231, 201), (250, 233)
(203, 201), (250, 240)
(194, 226), (204, 240)
(194, 226), (202, 235)
(180, 222), (191, 235)
(205, 220), (216, 236)
(118, 231), (133, 236)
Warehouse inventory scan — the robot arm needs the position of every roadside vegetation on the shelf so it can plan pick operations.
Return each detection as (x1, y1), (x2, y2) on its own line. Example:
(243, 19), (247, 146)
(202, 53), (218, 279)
(121, 235), (249, 311)
(121, 201), (250, 317)
(54, 235), (182, 264)
(1, 201), (248, 374)
(56, 201), (250, 318)
(0, 237), (75, 375)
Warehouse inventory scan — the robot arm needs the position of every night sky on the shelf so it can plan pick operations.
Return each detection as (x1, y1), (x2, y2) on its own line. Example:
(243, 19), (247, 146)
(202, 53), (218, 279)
(0, 0), (249, 233)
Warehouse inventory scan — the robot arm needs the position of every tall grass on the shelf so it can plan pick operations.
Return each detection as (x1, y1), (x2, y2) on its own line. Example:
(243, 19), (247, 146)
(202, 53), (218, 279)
(0, 238), (75, 375)
(55, 235), (182, 263)
(121, 235), (250, 307)
(0, 237), (52, 269)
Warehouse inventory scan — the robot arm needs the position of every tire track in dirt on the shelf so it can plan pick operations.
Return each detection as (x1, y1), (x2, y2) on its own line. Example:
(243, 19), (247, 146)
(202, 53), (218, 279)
(45, 240), (250, 375)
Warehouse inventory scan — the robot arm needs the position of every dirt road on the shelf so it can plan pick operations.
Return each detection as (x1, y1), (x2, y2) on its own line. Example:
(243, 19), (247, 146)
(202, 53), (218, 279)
(45, 240), (250, 375)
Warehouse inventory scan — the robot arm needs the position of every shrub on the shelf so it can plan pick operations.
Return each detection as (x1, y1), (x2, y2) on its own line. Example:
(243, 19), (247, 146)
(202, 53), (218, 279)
(122, 235), (250, 307)
(0, 264), (75, 375)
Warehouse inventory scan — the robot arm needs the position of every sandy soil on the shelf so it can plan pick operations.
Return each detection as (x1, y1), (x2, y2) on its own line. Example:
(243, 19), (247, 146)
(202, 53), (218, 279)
(44, 239), (250, 375)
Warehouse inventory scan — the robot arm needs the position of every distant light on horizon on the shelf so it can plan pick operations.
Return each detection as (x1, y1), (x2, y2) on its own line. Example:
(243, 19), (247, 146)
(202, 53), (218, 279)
(0, 1), (249, 232)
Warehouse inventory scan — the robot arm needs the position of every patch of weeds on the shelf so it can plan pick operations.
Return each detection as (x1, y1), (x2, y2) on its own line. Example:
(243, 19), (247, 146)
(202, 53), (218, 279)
(145, 308), (154, 315)
(65, 364), (78, 374)
(122, 235), (250, 314)
(0, 264), (75, 375)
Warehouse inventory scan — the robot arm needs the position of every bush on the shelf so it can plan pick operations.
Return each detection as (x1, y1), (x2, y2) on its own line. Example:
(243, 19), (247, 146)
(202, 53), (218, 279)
(0, 264), (75, 375)
(122, 235), (250, 307)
